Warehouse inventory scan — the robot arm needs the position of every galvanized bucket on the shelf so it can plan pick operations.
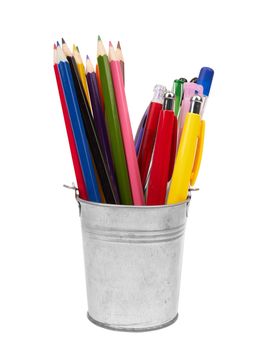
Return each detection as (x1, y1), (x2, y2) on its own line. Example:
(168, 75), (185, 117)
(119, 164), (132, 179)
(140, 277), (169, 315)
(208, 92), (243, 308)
(77, 196), (190, 332)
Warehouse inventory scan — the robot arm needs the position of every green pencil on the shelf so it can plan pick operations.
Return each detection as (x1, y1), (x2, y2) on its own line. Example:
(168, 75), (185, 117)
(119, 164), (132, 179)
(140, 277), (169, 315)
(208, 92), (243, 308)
(97, 36), (132, 205)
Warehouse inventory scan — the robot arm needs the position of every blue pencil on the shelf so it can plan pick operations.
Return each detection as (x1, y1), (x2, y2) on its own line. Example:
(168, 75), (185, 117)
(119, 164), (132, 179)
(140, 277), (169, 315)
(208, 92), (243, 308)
(56, 44), (101, 202)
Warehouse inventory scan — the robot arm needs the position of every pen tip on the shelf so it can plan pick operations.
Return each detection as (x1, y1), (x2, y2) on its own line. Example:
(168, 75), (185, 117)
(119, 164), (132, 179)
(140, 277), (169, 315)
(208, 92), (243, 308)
(61, 38), (66, 44)
(98, 35), (101, 41)
(117, 41), (121, 49)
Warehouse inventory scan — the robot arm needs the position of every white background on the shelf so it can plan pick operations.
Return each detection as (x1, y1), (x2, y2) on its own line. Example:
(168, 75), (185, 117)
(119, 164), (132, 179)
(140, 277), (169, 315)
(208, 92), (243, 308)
(0, 0), (274, 349)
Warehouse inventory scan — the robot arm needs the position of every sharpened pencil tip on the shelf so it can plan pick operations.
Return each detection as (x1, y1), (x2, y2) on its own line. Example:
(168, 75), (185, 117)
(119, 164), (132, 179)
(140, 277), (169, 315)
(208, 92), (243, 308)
(109, 41), (113, 47)
(54, 43), (57, 49)
(76, 46), (80, 52)
(56, 41), (60, 47)
(61, 38), (66, 44)
(86, 54), (89, 60)
(98, 35), (101, 41)
(117, 41), (121, 49)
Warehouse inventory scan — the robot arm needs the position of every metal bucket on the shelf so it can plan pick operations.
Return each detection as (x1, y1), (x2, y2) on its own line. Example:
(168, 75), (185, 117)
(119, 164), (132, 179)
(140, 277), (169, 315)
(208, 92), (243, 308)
(77, 197), (189, 332)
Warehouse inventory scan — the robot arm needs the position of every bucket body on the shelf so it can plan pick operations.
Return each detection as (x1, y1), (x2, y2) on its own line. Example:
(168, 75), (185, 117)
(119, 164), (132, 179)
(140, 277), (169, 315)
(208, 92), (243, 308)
(78, 198), (189, 331)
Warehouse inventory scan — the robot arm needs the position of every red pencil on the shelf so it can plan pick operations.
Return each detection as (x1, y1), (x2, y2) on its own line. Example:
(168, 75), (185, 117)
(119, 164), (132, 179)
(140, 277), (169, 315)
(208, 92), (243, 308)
(53, 44), (88, 200)
(138, 85), (167, 187)
(146, 92), (176, 205)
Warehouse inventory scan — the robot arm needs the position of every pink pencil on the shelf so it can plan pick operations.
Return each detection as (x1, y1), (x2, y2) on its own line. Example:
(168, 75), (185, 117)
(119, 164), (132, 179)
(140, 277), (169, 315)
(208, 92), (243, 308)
(109, 42), (144, 205)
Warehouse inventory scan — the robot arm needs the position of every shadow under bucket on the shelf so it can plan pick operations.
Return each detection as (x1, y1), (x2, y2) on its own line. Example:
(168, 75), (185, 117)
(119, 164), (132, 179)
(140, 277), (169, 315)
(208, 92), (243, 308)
(77, 197), (190, 332)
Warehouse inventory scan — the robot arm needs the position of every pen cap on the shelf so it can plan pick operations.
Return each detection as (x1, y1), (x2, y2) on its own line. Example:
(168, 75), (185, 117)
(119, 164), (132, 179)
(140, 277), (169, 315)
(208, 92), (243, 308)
(152, 85), (167, 104)
(173, 79), (185, 91)
(189, 95), (203, 114)
(196, 67), (214, 97)
(163, 92), (175, 110)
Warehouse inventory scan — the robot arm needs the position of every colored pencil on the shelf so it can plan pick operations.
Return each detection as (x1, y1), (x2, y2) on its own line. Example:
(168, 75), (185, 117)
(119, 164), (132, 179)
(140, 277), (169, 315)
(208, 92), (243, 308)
(53, 45), (88, 200)
(109, 42), (144, 205)
(97, 36), (132, 205)
(73, 45), (92, 110)
(96, 64), (104, 110)
(116, 41), (124, 84)
(86, 56), (120, 202)
(62, 38), (117, 204)
(135, 106), (149, 154)
(55, 44), (100, 202)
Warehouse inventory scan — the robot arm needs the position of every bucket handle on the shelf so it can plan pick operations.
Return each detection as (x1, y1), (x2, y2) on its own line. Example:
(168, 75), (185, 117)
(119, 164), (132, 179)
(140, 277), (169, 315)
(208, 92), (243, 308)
(63, 183), (81, 215)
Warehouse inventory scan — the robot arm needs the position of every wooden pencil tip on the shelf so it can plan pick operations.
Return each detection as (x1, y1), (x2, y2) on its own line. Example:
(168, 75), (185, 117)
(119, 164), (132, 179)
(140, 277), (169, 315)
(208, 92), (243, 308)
(54, 43), (57, 49)
(61, 38), (66, 44)
(98, 35), (101, 41)
(117, 41), (121, 49)
(86, 54), (89, 60)
(76, 46), (80, 52)
(109, 41), (113, 47)
(56, 41), (60, 47)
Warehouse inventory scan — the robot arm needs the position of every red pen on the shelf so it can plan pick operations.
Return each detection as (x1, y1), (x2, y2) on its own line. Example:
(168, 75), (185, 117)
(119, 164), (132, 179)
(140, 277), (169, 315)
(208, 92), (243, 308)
(146, 92), (176, 205)
(138, 85), (167, 187)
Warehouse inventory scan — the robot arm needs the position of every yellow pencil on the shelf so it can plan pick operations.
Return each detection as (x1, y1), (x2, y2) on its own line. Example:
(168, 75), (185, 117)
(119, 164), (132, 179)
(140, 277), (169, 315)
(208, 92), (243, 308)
(73, 45), (92, 110)
(167, 95), (205, 204)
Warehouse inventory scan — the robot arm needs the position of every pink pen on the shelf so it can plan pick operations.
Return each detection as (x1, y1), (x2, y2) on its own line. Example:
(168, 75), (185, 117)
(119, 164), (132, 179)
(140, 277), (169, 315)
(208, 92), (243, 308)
(109, 42), (144, 205)
(177, 82), (203, 145)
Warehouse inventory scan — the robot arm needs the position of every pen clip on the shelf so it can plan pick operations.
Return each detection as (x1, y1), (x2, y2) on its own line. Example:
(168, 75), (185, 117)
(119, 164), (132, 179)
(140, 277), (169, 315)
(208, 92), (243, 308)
(190, 120), (205, 186)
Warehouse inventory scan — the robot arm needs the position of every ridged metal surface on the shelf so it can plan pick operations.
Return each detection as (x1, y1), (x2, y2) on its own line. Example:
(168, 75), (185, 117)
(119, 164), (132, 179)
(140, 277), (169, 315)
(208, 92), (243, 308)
(78, 198), (189, 331)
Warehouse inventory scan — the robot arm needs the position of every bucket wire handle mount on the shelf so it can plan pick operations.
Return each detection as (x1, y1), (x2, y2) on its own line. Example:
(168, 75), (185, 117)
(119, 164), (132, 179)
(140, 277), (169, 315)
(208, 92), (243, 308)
(63, 183), (81, 215)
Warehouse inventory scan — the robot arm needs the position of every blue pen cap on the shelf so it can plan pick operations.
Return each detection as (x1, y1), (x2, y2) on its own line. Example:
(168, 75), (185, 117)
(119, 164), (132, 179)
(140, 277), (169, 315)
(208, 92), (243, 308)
(196, 67), (214, 97)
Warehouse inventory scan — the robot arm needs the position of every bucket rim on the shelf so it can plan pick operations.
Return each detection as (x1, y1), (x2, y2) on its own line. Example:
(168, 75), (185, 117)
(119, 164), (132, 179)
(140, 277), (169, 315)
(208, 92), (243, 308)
(76, 195), (190, 209)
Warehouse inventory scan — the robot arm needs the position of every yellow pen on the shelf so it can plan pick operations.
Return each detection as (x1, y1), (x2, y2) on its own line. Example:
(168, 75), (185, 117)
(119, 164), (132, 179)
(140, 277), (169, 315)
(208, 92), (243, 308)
(167, 95), (205, 204)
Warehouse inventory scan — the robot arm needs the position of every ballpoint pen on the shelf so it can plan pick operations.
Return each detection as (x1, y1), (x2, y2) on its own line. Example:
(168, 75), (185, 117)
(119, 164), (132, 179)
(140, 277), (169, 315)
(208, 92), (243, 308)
(177, 82), (203, 145)
(138, 84), (167, 187)
(172, 78), (187, 118)
(167, 95), (205, 204)
(147, 92), (176, 205)
(196, 67), (214, 115)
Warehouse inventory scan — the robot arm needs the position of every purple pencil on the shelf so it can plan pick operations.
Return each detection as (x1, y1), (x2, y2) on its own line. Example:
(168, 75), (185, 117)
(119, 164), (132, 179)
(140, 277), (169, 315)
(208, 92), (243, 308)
(86, 55), (120, 203)
(135, 106), (149, 154)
